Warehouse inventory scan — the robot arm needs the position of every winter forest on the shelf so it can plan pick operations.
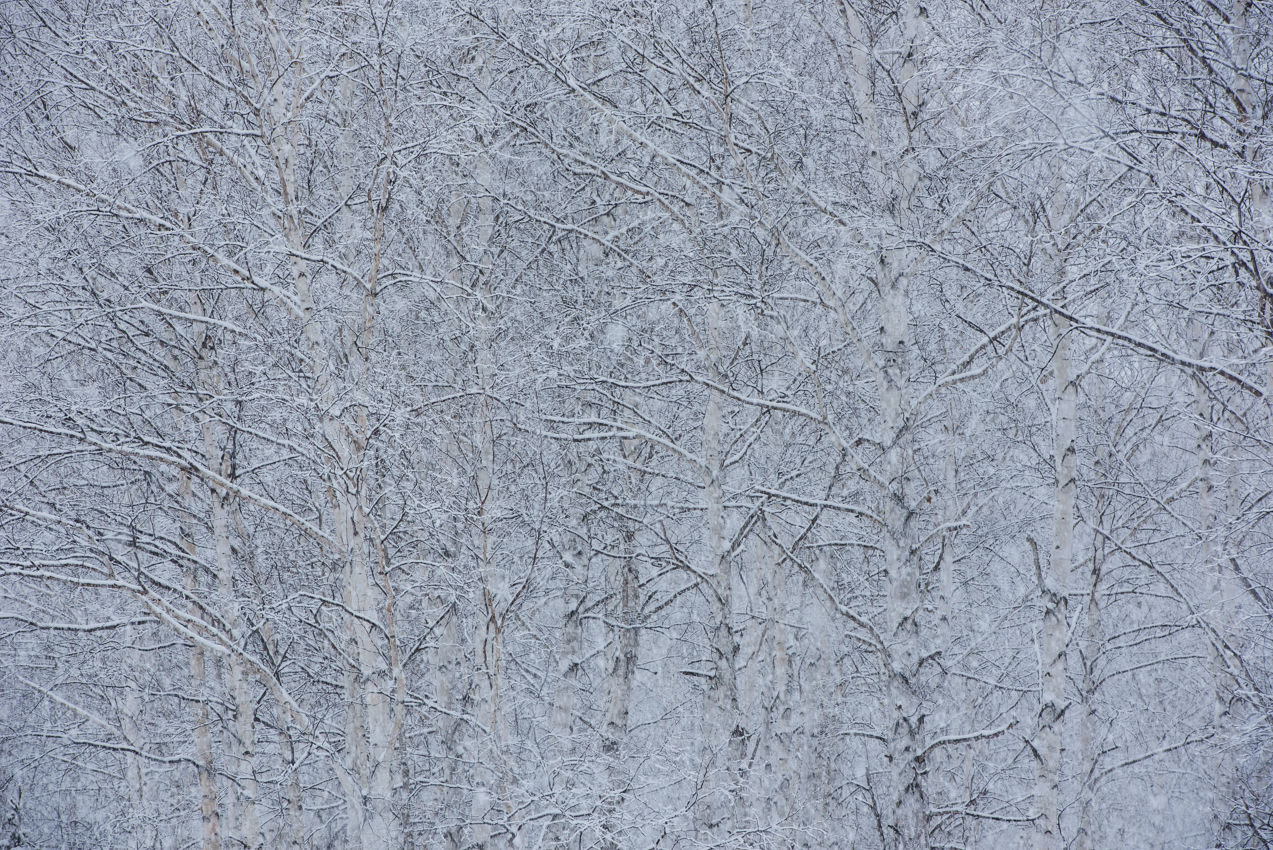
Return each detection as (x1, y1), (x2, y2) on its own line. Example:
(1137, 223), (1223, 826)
(0, 0), (1270, 848)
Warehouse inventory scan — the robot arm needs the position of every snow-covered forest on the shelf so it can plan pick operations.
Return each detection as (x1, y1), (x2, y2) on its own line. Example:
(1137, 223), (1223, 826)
(0, 1), (1269, 848)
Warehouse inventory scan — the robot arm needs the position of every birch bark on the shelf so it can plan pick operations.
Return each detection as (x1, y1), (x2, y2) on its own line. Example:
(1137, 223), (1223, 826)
(181, 469), (222, 850)
(601, 294), (642, 850)
(466, 82), (508, 847)
(878, 4), (930, 846)
(120, 624), (149, 850)
(1036, 309), (1076, 850)
(601, 537), (639, 850)
(1194, 335), (1242, 844)
(698, 295), (742, 843)
(193, 321), (263, 850)
(1076, 372), (1108, 850)
(546, 448), (589, 849)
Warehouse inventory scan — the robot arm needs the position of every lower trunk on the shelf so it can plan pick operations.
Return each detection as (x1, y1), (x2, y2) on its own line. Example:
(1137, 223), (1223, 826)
(1195, 344), (1224, 841)
(432, 599), (465, 850)
(342, 638), (369, 847)
(1036, 312), (1075, 850)
(1077, 376), (1109, 850)
(601, 543), (639, 850)
(278, 724), (305, 850)
(189, 635), (222, 850)
(469, 614), (502, 849)
(236, 520), (306, 850)
(227, 649), (262, 850)
(202, 421), (262, 850)
(768, 539), (792, 825)
(885, 584), (926, 850)
(1198, 365), (1241, 844)
(698, 299), (741, 843)
(122, 625), (145, 850)
(332, 475), (397, 850)
(546, 492), (588, 849)
(880, 249), (926, 850)
(743, 534), (784, 832)
(1076, 543), (1101, 850)
(180, 467), (221, 850)
(602, 367), (643, 850)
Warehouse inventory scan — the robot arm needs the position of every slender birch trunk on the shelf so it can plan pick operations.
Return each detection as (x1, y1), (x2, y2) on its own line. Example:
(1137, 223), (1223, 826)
(804, 556), (838, 848)
(767, 536), (793, 827)
(429, 156), (478, 850)
(1076, 375), (1108, 850)
(552, 462), (589, 756)
(277, 716), (305, 850)
(1036, 310), (1076, 850)
(937, 414), (958, 664)
(199, 412), (262, 850)
(163, 304), (223, 850)
(1192, 334), (1222, 839)
(737, 531), (775, 834)
(230, 502), (306, 850)
(840, 2), (931, 844)
(883, 17), (928, 845)
(1076, 546), (1102, 850)
(1194, 338), (1242, 844)
(469, 611), (500, 849)
(121, 624), (147, 850)
(328, 55), (401, 850)
(880, 249), (925, 850)
(187, 624), (223, 850)
(432, 598), (465, 850)
(698, 296), (743, 843)
(931, 409), (963, 833)
(600, 538), (639, 850)
(1221, 6), (1265, 832)
(467, 92), (509, 846)
(180, 470), (221, 850)
(546, 452), (589, 848)
(601, 307), (642, 850)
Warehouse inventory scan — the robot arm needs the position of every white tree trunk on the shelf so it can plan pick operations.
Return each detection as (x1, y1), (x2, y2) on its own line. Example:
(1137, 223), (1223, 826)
(1195, 338), (1241, 843)
(602, 309), (643, 850)
(552, 465), (588, 754)
(601, 542), (639, 850)
(1077, 374), (1108, 850)
(880, 253), (925, 850)
(698, 296), (742, 843)
(547, 456), (589, 848)
(199, 414), (262, 850)
(469, 613), (501, 849)
(182, 491), (222, 850)
(432, 598), (465, 850)
(166, 323), (223, 850)
(467, 103), (508, 847)
(121, 624), (149, 850)
(847, 1), (931, 842)
(768, 537), (793, 827)
(1036, 311), (1076, 850)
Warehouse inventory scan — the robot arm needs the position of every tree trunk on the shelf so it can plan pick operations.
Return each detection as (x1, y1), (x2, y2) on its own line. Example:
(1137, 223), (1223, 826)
(1036, 311), (1076, 850)
(1077, 373), (1108, 850)
(601, 541), (639, 850)
(880, 250), (925, 850)
(698, 296), (742, 843)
